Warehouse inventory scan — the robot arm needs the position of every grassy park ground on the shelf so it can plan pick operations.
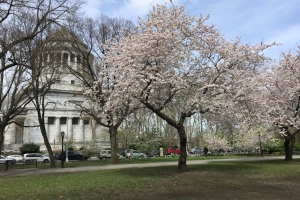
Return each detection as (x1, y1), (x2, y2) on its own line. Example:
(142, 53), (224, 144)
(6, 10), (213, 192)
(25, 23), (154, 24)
(1, 156), (300, 200)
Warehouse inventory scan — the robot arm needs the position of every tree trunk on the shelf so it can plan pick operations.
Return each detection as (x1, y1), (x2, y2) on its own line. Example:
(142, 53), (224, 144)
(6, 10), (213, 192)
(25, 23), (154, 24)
(0, 132), (4, 157)
(284, 136), (295, 161)
(142, 102), (190, 172)
(177, 124), (188, 172)
(40, 121), (56, 167)
(110, 125), (119, 164)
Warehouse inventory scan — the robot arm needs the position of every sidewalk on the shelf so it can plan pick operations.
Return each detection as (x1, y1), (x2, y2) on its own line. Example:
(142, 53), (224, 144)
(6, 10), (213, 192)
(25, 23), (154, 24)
(1, 155), (298, 177)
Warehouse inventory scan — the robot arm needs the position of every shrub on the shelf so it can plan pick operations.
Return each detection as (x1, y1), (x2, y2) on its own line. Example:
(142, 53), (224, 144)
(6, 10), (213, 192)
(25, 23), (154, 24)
(294, 143), (300, 152)
(128, 144), (138, 150)
(264, 141), (300, 154)
(19, 143), (40, 155)
(263, 140), (284, 154)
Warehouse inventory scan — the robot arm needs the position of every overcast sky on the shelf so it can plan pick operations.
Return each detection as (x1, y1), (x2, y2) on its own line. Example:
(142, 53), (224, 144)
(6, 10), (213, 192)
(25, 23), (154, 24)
(82, 0), (300, 61)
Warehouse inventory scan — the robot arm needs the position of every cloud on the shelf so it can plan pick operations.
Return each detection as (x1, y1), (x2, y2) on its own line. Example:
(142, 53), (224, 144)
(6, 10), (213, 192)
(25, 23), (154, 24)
(264, 24), (300, 59)
(82, 0), (187, 21)
(82, 0), (163, 21)
(82, 0), (300, 60)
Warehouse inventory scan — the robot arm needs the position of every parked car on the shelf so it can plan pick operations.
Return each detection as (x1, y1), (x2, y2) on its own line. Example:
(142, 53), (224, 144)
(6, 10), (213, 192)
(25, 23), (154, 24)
(189, 148), (203, 154)
(218, 149), (226, 153)
(0, 155), (6, 165)
(42, 153), (58, 162)
(6, 154), (23, 162)
(125, 150), (146, 158)
(0, 155), (17, 165)
(146, 149), (160, 157)
(165, 147), (180, 155)
(57, 151), (89, 161)
(23, 153), (50, 164)
(98, 150), (121, 160)
(99, 150), (111, 160)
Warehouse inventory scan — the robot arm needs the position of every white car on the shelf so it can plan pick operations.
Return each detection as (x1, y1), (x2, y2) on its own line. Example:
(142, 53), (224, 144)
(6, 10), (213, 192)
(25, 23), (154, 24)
(98, 150), (112, 160)
(23, 153), (50, 164)
(0, 155), (16, 165)
(98, 150), (121, 160)
(125, 150), (146, 158)
(6, 155), (23, 162)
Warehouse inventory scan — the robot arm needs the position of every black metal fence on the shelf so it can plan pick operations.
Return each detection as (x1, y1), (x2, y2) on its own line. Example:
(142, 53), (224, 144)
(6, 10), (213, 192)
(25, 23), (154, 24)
(0, 159), (51, 171)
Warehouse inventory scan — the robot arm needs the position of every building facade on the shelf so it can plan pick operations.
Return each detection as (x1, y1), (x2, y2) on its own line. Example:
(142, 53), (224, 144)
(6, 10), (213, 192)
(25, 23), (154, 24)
(4, 27), (110, 151)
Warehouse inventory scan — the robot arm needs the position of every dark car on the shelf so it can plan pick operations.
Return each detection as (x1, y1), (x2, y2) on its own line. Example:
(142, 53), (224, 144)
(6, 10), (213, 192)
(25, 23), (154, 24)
(42, 153), (59, 161)
(57, 151), (88, 161)
(147, 149), (160, 157)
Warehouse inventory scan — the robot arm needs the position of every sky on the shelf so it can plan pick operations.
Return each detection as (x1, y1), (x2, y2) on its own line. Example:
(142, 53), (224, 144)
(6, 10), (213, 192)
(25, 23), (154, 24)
(81, 0), (300, 61)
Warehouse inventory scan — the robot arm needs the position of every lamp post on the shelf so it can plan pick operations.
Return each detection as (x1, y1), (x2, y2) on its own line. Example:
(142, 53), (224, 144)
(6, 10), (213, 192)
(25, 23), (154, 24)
(259, 133), (263, 157)
(64, 101), (69, 162)
(0, 112), (3, 158)
(54, 139), (55, 149)
(60, 131), (65, 168)
(65, 112), (69, 162)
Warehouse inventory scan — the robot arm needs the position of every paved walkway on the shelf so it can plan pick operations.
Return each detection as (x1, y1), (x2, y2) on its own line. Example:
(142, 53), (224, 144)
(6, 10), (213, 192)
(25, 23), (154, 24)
(1, 155), (299, 177)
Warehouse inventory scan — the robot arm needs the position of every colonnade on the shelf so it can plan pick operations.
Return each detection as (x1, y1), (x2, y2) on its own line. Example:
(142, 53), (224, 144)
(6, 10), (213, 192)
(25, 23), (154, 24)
(48, 116), (85, 144)
(41, 51), (82, 70)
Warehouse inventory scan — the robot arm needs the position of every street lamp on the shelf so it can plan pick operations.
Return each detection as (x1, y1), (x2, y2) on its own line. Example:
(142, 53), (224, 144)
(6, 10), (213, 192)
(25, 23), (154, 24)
(60, 131), (65, 168)
(0, 112), (3, 157)
(66, 114), (69, 162)
(259, 133), (263, 157)
(64, 101), (69, 162)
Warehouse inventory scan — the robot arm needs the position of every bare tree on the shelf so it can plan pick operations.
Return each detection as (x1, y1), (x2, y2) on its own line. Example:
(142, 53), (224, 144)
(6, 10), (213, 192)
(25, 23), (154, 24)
(60, 15), (136, 164)
(0, 0), (83, 166)
(27, 31), (65, 167)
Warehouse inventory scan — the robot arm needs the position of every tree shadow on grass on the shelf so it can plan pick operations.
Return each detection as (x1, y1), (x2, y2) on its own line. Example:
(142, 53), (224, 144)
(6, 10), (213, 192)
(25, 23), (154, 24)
(110, 159), (300, 200)
(114, 159), (300, 178)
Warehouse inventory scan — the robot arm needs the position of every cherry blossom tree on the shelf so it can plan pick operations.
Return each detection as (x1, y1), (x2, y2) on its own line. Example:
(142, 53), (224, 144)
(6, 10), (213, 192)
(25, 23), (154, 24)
(233, 126), (276, 153)
(103, 4), (273, 172)
(211, 71), (280, 155)
(203, 134), (229, 153)
(259, 47), (300, 160)
(65, 15), (136, 164)
(226, 47), (300, 160)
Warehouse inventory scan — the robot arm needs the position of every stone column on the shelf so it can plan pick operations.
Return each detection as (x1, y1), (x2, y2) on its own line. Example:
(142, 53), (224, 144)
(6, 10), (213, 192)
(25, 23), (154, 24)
(5, 123), (16, 145)
(45, 119), (49, 140)
(74, 54), (77, 70)
(67, 117), (73, 141)
(23, 119), (29, 144)
(67, 52), (70, 67)
(60, 52), (63, 68)
(79, 118), (84, 142)
(77, 55), (81, 69)
(56, 117), (61, 141)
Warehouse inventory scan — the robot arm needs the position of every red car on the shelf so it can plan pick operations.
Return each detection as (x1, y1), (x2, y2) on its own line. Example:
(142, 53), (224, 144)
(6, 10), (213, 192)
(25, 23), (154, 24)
(165, 147), (180, 155)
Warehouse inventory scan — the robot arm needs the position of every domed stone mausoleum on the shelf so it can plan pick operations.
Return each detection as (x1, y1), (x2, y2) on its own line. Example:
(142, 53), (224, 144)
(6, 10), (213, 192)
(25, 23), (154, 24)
(4, 27), (110, 151)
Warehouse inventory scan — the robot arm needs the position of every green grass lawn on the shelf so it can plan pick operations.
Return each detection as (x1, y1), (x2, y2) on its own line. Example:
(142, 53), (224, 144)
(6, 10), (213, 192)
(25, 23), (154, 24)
(0, 157), (299, 200)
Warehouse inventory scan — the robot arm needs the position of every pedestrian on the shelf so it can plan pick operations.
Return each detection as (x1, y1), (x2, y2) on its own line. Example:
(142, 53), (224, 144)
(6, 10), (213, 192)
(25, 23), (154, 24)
(122, 149), (127, 157)
(204, 146), (208, 157)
